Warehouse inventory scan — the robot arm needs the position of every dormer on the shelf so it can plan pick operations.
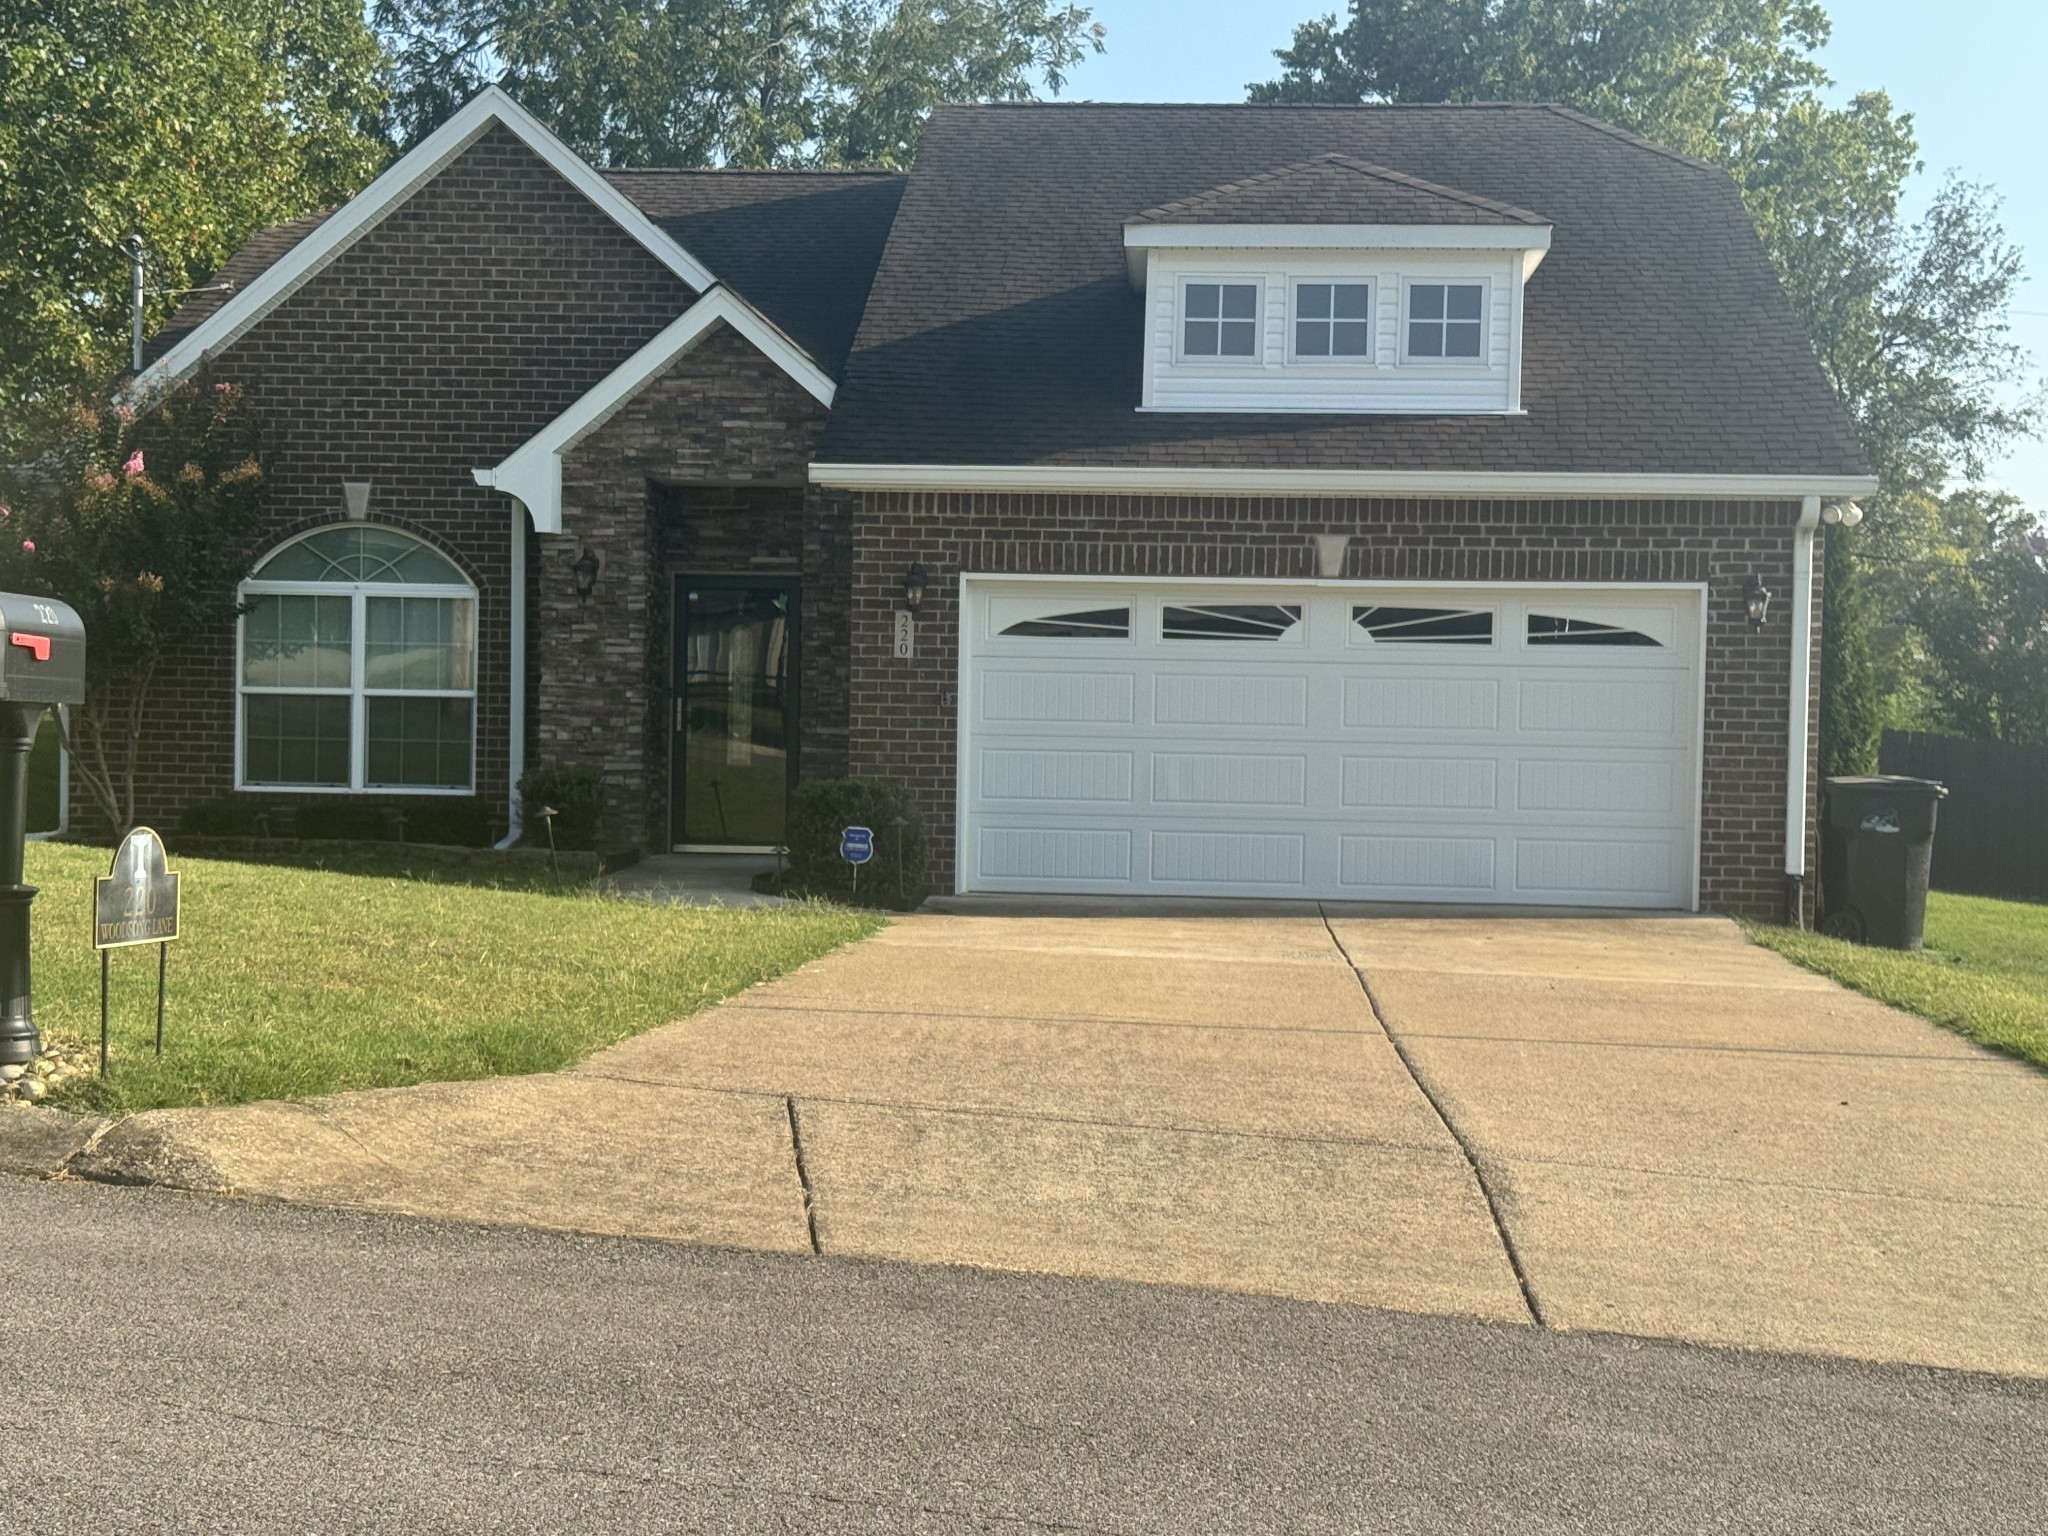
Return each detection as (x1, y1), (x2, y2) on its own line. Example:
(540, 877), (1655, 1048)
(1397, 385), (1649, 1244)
(1123, 155), (1552, 415)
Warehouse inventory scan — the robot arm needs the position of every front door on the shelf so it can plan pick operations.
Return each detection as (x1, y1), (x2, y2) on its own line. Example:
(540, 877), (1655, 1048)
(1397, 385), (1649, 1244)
(670, 577), (798, 850)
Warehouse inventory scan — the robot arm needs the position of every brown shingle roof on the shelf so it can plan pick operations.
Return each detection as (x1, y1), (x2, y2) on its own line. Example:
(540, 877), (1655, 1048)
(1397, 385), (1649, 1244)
(144, 209), (335, 365)
(818, 102), (1871, 479)
(1127, 153), (1548, 228)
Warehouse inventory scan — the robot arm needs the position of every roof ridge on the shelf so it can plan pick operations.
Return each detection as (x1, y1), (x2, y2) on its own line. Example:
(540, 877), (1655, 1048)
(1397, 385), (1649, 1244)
(601, 166), (904, 178)
(1535, 105), (1722, 172)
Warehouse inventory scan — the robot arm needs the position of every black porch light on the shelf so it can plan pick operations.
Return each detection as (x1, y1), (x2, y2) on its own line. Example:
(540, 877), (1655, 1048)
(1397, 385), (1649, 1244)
(901, 562), (929, 613)
(1744, 574), (1773, 630)
(572, 547), (601, 602)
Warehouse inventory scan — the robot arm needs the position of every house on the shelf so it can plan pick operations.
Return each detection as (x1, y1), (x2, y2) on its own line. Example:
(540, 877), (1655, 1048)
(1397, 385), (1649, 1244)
(129, 88), (1875, 918)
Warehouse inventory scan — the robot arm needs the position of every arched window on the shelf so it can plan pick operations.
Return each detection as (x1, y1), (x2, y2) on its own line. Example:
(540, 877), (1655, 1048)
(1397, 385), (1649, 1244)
(237, 525), (477, 793)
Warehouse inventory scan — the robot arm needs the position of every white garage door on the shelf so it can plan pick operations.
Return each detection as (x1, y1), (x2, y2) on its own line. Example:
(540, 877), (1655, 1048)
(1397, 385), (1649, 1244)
(959, 580), (1703, 908)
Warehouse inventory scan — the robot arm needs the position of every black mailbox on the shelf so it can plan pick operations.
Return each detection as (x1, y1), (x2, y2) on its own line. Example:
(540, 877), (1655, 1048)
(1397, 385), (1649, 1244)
(0, 590), (84, 1066)
(0, 593), (86, 707)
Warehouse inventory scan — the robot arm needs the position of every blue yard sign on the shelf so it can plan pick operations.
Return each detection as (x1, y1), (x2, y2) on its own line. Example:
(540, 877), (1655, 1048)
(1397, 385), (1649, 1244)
(840, 825), (874, 865)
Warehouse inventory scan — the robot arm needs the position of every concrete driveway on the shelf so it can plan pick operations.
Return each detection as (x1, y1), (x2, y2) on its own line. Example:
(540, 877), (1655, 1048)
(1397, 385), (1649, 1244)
(47, 909), (2048, 1376)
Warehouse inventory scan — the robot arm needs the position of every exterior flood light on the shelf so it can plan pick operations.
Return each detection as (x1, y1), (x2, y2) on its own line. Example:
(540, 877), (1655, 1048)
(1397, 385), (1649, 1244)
(902, 562), (928, 613)
(1820, 500), (1865, 527)
(1745, 574), (1773, 630)
(572, 547), (601, 602)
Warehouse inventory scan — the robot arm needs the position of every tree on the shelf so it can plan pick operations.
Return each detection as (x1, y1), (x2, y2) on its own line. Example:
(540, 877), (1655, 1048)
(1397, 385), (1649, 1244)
(1254, 1), (2040, 767)
(0, 0), (389, 455)
(0, 373), (270, 832)
(371, 0), (1105, 167)
(1906, 491), (2048, 745)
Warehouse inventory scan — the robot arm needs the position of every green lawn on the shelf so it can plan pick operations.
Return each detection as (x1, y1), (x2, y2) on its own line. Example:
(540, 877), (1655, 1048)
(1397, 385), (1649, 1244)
(1749, 890), (2048, 1071)
(26, 842), (881, 1116)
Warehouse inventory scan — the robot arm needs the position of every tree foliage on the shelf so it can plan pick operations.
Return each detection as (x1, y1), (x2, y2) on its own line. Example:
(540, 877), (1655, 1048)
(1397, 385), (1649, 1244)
(0, 0), (390, 450)
(0, 373), (270, 831)
(371, 0), (1105, 167)
(1255, 1), (2042, 763)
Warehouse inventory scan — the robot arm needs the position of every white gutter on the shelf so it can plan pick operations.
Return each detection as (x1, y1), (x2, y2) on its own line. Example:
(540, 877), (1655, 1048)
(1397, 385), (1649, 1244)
(493, 501), (528, 850)
(1784, 496), (1822, 923)
(808, 463), (1881, 501)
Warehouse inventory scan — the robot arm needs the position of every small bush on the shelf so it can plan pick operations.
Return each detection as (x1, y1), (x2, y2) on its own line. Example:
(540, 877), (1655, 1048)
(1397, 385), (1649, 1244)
(787, 777), (926, 907)
(398, 798), (495, 847)
(518, 764), (602, 850)
(180, 798), (267, 837)
(294, 800), (391, 842)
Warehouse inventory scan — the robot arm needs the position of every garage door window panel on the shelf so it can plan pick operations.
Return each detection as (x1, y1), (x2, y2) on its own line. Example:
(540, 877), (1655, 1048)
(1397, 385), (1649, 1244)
(1527, 613), (1662, 647)
(1162, 604), (1302, 641)
(1354, 605), (1494, 645)
(999, 607), (1131, 639)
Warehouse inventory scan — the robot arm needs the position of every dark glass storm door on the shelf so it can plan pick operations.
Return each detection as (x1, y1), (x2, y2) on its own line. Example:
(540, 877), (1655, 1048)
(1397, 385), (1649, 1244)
(670, 577), (798, 850)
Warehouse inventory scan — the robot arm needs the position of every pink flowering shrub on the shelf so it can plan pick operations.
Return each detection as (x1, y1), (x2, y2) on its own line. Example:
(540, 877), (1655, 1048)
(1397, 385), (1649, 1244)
(0, 366), (267, 830)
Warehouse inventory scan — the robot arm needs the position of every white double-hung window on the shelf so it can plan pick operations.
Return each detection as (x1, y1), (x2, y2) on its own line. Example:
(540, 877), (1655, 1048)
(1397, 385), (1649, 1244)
(237, 524), (478, 793)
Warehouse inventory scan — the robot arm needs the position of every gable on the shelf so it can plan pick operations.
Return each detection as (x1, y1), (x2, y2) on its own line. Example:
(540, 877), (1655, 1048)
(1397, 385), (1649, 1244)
(135, 86), (715, 390)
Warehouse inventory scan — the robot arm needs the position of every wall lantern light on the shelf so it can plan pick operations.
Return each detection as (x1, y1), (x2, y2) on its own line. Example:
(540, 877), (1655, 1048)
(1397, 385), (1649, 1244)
(572, 547), (601, 602)
(1744, 574), (1773, 631)
(901, 562), (929, 613)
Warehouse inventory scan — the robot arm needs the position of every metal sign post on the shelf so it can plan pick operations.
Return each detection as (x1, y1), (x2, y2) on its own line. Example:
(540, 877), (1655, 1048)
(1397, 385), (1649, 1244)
(93, 827), (181, 1078)
(840, 825), (874, 898)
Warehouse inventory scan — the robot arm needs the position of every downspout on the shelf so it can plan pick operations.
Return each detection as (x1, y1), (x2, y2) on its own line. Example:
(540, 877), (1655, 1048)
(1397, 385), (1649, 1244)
(494, 500), (529, 850)
(1784, 495), (1822, 925)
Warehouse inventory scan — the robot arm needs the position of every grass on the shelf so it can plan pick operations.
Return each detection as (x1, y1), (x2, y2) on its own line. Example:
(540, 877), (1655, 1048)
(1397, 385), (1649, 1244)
(25, 841), (882, 1116)
(1748, 890), (2048, 1071)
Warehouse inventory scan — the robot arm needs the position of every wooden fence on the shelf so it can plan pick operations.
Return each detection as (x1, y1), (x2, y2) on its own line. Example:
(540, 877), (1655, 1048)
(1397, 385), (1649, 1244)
(1878, 730), (2048, 902)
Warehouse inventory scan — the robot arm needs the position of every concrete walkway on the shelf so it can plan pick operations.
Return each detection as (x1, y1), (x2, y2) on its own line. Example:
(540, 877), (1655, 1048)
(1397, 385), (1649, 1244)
(40, 911), (2048, 1376)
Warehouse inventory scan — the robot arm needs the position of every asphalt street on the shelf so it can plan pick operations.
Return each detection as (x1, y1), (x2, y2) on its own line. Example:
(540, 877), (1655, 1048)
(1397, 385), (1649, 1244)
(1, 1175), (2041, 1534)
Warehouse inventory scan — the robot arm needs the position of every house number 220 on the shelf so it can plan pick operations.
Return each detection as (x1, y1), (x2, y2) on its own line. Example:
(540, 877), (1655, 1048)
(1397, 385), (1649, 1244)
(893, 609), (915, 659)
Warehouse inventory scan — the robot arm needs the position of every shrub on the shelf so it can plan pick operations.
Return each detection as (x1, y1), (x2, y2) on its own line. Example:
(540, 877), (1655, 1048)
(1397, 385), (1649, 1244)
(398, 798), (495, 847)
(293, 800), (390, 842)
(517, 764), (602, 850)
(179, 798), (267, 837)
(786, 777), (926, 906)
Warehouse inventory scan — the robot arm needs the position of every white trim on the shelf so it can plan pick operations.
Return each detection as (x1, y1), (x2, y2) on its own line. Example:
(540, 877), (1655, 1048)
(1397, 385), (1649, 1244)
(810, 463), (1881, 499)
(1126, 223), (1551, 251)
(475, 287), (836, 533)
(1786, 496), (1822, 900)
(496, 502), (529, 849)
(963, 572), (1709, 592)
(133, 86), (716, 391)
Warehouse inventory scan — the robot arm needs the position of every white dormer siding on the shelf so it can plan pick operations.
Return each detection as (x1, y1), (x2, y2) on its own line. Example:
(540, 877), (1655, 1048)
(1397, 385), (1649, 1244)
(1125, 226), (1550, 416)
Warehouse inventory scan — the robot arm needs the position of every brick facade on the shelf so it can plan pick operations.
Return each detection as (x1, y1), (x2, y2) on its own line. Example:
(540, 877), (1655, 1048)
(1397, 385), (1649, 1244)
(114, 124), (693, 840)
(845, 492), (1821, 919)
(547, 324), (834, 849)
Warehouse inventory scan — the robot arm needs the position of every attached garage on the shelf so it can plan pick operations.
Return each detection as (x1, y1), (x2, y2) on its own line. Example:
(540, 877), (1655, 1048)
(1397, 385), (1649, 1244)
(958, 579), (1705, 908)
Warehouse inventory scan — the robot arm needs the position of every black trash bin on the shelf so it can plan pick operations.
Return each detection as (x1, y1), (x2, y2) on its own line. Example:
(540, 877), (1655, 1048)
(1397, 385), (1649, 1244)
(1818, 776), (1947, 949)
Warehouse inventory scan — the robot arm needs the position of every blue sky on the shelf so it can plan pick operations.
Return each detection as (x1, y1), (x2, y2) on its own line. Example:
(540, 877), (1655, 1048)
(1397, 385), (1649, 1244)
(1071, 0), (2046, 509)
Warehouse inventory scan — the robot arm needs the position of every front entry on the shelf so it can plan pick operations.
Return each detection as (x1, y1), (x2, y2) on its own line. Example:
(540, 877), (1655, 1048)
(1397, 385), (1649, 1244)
(670, 577), (798, 850)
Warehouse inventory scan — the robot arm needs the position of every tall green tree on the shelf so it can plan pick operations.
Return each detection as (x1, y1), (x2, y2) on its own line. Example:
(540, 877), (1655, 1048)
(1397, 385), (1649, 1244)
(1255, 1), (2040, 765)
(372, 0), (1105, 167)
(0, 0), (390, 451)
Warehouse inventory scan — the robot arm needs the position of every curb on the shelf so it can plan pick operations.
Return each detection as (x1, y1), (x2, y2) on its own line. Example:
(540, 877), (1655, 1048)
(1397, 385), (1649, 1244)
(0, 1104), (110, 1179)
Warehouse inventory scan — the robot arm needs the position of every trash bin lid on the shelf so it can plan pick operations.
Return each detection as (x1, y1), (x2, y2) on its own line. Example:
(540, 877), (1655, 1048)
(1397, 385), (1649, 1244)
(1823, 775), (1948, 798)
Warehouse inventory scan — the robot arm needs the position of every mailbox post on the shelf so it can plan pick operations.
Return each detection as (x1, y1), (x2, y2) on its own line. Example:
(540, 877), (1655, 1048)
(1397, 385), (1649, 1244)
(0, 594), (87, 1067)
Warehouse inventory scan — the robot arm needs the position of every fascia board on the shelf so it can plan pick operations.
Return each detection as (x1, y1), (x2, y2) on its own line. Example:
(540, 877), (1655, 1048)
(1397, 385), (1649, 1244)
(135, 86), (717, 391)
(808, 463), (1881, 500)
(1123, 224), (1552, 253)
(477, 287), (835, 533)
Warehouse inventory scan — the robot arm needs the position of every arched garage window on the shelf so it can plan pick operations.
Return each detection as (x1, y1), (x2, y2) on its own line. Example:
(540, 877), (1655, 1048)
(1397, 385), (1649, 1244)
(237, 525), (477, 793)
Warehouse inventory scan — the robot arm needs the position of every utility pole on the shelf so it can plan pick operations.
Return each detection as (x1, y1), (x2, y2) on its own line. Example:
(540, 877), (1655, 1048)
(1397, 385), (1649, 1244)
(129, 234), (146, 374)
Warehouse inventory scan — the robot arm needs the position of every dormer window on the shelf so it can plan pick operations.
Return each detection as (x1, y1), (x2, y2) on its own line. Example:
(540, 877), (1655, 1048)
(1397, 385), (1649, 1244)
(1293, 281), (1372, 359)
(1181, 281), (1260, 358)
(1125, 153), (1550, 414)
(1405, 282), (1486, 360)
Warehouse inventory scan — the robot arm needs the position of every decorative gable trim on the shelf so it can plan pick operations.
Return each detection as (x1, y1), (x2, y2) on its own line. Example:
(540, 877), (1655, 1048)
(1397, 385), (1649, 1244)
(135, 86), (717, 389)
(474, 286), (836, 532)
